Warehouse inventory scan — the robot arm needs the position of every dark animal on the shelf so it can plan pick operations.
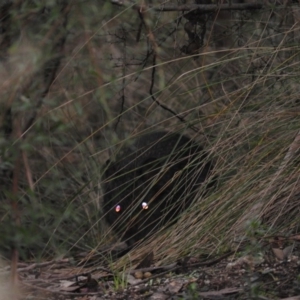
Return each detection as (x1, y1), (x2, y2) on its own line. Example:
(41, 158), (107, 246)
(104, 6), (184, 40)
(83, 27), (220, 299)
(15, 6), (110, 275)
(102, 131), (213, 246)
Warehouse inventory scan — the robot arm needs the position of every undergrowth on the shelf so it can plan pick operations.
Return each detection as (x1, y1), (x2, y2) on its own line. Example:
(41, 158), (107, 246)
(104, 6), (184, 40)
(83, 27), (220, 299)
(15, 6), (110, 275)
(0, 1), (299, 275)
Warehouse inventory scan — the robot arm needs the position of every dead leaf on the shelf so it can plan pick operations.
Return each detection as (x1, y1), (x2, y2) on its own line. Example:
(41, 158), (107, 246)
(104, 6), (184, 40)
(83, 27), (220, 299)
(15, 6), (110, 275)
(149, 291), (169, 300)
(166, 280), (183, 294)
(198, 287), (242, 297)
(283, 245), (294, 260)
(126, 274), (142, 285)
(272, 248), (284, 260)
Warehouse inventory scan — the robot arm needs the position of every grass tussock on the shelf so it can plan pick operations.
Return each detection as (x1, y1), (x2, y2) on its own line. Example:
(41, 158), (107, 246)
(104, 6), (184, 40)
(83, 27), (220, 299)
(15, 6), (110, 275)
(0, 1), (299, 271)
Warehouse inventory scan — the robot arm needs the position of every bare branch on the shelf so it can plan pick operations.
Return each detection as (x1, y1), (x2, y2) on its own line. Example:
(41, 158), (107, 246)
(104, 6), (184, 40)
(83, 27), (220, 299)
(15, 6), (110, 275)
(111, 1), (263, 12)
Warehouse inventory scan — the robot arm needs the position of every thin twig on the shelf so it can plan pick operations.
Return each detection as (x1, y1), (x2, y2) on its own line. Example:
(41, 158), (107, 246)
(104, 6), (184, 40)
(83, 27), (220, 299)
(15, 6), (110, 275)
(111, 2), (263, 13)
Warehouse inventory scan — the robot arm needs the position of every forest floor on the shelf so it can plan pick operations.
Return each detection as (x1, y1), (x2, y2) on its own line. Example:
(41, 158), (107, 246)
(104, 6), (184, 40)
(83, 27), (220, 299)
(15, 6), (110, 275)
(4, 237), (300, 300)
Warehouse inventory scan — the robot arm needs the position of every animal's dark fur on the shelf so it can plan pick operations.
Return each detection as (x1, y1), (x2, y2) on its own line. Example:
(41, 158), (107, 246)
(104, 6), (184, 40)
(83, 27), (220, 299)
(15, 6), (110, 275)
(102, 131), (212, 246)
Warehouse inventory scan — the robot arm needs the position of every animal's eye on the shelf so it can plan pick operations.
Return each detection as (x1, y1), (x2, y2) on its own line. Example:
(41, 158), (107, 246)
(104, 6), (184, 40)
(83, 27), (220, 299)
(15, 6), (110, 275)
(115, 205), (121, 213)
(142, 202), (149, 210)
